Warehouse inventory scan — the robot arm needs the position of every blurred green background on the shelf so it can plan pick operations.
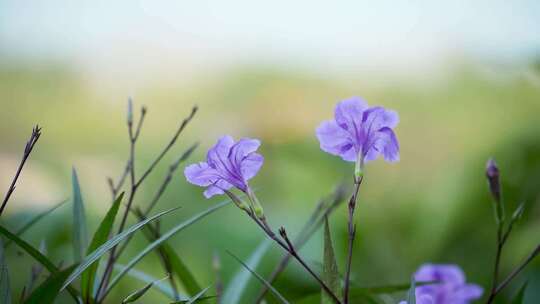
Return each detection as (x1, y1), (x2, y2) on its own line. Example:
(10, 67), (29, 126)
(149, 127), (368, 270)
(1, 1), (539, 303)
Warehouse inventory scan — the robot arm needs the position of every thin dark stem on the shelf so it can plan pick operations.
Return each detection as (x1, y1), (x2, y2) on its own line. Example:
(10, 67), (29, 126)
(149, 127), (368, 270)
(97, 105), (198, 302)
(486, 225), (504, 304)
(143, 143), (198, 215)
(278, 227), (342, 304)
(232, 193), (342, 304)
(344, 176), (363, 304)
(0, 125), (41, 216)
(254, 185), (346, 303)
(111, 143), (198, 266)
(135, 106), (197, 188)
(495, 244), (539, 295)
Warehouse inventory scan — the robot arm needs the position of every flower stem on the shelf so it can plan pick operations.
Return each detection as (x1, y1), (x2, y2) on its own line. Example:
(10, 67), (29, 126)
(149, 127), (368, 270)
(344, 175), (363, 304)
(229, 192), (343, 304)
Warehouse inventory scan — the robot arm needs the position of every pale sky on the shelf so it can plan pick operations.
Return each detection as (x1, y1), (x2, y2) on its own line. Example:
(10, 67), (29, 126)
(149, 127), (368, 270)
(1, 0), (539, 75)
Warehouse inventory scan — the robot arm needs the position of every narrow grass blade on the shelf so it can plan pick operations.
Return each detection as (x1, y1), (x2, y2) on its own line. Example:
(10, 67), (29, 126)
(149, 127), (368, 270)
(162, 243), (202, 295)
(0, 225), (80, 301)
(23, 265), (77, 304)
(8, 200), (68, 245)
(81, 192), (124, 302)
(121, 275), (169, 303)
(511, 281), (528, 304)
(0, 239), (11, 304)
(222, 239), (271, 304)
(227, 250), (290, 304)
(61, 206), (181, 291)
(407, 276), (416, 304)
(137, 220), (202, 295)
(322, 217), (340, 304)
(186, 286), (212, 304)
(106, 199), (231, 294)
(115, 264), (188, 301)
(72, 168), (88, 262)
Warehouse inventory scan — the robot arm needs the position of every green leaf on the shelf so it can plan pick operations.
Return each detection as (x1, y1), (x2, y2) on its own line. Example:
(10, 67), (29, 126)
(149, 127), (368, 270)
(106, 199), (231, 294)
(511, 282), (528, 304)
(115, 264), (188, 301)
(222, 239), (271, 304)
(72, 168), (88, 263)
(407, 276), (416, 304)
(121, 275), (169, 304)
(81, 192), (124, 303)
(0, 239), (11, 304)
(162, 243), (202, 295)
(322, 217), (340, 304)
(0, 225), (80, 302)
(61, 206), (181, 291)
(24, 265), (77, 304)
(186, 286), (212, 304)
(5, 200), (68, 249)
(227, 250), (290, 304)
(137, 218), (202, 295)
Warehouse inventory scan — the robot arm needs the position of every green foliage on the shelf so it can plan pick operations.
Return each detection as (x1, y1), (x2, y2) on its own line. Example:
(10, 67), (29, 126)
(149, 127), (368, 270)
(186, 286), (212, 304)
(107, 199), (231, 294)
(121, 275), (169, 304)
(0, 225), (80, 301)
(81, 192), (124, 303)
(0, 239), (11, 304)
(72, 168), (88, 263)
(227, 250), (290, 304)
(511, 282), (528, 304)
(322, 217), (340, 304)
(222, 239), (271, 304)
(60, 206), (181, 291)
(115, 264), (187, 300)
(23, 265), (77, 304)
(10, 200), (67, 243)
(160, 242), (202, 296)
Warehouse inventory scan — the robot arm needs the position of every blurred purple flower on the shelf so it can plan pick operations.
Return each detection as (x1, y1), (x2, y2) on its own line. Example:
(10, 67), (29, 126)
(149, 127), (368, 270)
(399, 294), (434, 304)
(414, 264), (483, 304)
(184, 135), (263, 198)
(316, 97), (399, 163)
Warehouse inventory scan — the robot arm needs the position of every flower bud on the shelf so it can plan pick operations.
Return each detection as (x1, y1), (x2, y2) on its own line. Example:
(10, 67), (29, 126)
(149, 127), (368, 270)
(486, 158), (504, 223)
(486, 158), (500, 202)
(247, 188), (265, 219)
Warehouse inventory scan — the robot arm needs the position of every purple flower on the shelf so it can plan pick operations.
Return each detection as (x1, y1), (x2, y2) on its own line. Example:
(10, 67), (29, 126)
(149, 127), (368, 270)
(399, 294), (434, 304)
(414, 264), (483, 304)
(316, 97), (399, 164)
(184, 136), (264, 198)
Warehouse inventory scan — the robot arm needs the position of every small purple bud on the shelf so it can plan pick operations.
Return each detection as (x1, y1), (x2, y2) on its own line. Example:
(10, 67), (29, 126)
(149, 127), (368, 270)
(486, 158), (504, 223)
(485, 158), (501, 202)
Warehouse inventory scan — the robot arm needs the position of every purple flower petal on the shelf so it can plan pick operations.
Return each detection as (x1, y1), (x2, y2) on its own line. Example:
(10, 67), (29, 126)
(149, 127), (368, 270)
(240, 153), (264, 181)
(316, 97), (399, 164)
(316, 120), (356, 162)
(334, 97), (368, 131)
(184, 162), (219, 186)
(451, 284), (483, 302)
(364, 127), (399, 163)
(203, 179), (233, 198)
(414, 264), (482, 304)
(185, 135), (264, 198)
